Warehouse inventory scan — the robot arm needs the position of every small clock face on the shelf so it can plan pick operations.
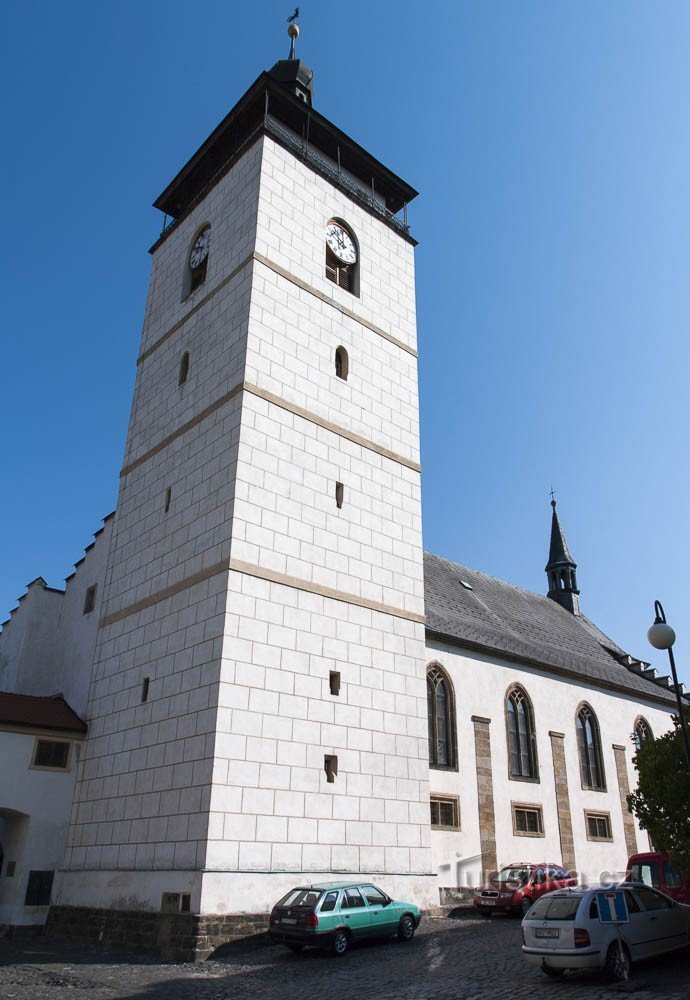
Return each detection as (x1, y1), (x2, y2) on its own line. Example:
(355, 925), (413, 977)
(189, 228), (210, 270)
(326, 223), (357, 264)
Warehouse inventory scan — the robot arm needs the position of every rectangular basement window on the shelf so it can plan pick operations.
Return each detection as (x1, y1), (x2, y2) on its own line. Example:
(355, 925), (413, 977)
(512, 803), (544, 837)
(24, 870), (54, 906)
(32, 739), (70, 770)
(430, 795), (460, 830)
(585, 811), (612, 841)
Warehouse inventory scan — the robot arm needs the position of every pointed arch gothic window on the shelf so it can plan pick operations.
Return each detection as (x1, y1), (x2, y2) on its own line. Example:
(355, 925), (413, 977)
(505, 685), (538, 780)
(576, 704), (606, 790)
(427, 664), (457, 770)
(633, 716), (653, 750)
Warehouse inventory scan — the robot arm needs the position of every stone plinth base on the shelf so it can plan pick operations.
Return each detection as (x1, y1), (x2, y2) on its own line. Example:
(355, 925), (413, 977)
(47, 906), (268, 962)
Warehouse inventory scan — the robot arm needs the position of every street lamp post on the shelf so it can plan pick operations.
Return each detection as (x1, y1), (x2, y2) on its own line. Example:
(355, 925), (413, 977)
(647, 600), (690, 777)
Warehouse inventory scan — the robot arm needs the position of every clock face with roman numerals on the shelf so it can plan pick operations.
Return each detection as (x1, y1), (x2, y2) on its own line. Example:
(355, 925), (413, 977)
(326, 223), (357, 264)
(189, 228), (210, 270)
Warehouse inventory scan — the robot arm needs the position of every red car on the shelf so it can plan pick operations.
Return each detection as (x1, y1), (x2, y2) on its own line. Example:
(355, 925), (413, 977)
(627, 851), (690, 905)
(473, 862), (576, 917)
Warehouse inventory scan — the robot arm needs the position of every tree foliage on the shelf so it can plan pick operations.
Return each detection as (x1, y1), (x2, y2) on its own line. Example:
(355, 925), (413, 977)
(628, 716), (690, 871)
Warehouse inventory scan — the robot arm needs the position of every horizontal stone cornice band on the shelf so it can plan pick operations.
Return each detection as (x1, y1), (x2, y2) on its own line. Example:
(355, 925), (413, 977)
(229, 558), (426, 624)
(252, 252), (418, 358)
(99, 561), (228, 628)
(243, 381), (421, 472)
(137, 251), (417, 367)
(138, 255), (254, 365)
(120, 380), (420, 478)
(120, 383), (244, 477)
(99, 558), (425, 629)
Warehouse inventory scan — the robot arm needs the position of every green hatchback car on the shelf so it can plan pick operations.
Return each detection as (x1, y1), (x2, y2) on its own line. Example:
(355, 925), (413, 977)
(268, 881), (421, 956)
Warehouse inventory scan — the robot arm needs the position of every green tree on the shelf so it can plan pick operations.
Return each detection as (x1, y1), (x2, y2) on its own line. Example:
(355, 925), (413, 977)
(628, 716), (690, 871)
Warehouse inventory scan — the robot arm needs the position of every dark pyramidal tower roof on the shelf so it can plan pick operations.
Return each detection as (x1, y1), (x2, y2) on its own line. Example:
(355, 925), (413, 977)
(545, 500), (580, 615)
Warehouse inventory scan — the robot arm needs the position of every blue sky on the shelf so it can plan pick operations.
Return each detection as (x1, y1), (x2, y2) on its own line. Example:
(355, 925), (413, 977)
(2, 1), (688, 691)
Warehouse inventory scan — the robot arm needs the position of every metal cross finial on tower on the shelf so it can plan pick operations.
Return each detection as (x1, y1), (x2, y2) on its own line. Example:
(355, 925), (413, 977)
(287, 8), (300, 59)
(549, 486), (557, 509)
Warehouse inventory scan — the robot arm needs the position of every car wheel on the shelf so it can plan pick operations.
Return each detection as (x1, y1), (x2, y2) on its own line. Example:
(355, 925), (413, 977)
(397, 914), (416, 941)
(331, 929), (349, 957)
(520, 897), (532, 917)
(287, 943), (303, 954)
(605, 941), (630, 981)
(541, 966), (564, 978)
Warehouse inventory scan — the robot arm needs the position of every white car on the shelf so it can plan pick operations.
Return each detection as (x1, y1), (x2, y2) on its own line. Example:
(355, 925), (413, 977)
(521, 882), (690, 980)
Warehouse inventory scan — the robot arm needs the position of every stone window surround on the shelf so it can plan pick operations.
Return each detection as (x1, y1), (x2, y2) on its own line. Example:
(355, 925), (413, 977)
(576, 701), (607, 792)
(427, 661), (458, 771)
(430, 794), (461, 831)
(504, 683), (539, 783)
(29, 736), (73, 773)
(511, 801), (545, 838)
(584, 809), (613, 842)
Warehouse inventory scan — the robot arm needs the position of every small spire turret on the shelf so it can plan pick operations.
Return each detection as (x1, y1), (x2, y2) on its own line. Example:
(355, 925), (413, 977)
(545, 496), (580, 614)
(269, 12), (313, 106)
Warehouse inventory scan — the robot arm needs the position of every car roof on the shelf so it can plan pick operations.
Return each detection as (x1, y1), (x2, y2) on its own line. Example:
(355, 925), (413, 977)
(296, 881), (377, 891)
(542, 882), (648, 897)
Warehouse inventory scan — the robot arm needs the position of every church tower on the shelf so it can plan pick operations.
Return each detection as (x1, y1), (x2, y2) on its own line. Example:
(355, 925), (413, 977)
(545, 498), (580, 614)
(58, 26), (434, 951)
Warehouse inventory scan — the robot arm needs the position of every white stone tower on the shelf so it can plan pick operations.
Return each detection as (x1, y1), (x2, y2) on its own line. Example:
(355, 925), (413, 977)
(57, 30), (434, 954)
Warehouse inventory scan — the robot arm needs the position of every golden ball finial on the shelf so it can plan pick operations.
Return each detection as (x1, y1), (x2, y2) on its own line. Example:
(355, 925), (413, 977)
(288, 23), (300, 39)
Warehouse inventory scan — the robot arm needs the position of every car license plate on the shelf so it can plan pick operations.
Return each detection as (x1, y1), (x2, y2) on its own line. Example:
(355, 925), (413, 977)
(535, 928), (559, 938)
(281, 918), (297, 924)
(482, 900), (496, 906)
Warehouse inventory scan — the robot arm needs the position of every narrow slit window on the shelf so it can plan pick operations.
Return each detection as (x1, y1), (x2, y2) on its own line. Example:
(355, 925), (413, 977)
(324, 754), (338, 783)
(83, 584), (97, 615)
(335, 346), (349, 380)
(178, 351), (190, 386)
(164, 487), (172, 513)
(335, 482), (344, 509)
(329, 671), (341, 696)
(141, 677), (150, 703)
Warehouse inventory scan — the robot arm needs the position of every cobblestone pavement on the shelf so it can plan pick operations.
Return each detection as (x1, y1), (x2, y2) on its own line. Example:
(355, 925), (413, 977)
(0, 913), (688, 1000)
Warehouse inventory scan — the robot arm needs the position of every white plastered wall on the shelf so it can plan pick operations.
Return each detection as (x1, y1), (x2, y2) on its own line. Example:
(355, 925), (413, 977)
(426, 640), (674, 892)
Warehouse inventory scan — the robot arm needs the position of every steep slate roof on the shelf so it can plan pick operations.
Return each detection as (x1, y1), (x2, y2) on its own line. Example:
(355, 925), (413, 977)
(424, 552), (680, 707)
(0, 693), (87, 734)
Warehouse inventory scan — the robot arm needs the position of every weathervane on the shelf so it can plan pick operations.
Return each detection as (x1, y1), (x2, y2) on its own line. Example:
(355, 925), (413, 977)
(287, 7), (300, 59)
(549, 486), (557, 508)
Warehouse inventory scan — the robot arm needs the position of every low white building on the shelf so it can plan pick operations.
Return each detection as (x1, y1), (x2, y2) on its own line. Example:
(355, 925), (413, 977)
(0, 33), (683, 959)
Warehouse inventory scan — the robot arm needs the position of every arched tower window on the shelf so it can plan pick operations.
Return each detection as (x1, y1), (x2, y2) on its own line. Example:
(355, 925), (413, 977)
(505, 685), (538, 780)
(183, 224), (211, 298)
(427, 664), (457, 769)
(633, 716), (653, 750)
(178, 351), (190, 386)
(325, 220), (358, 294)
(576, 704), (606, 790)
(335, 346), (349, 380)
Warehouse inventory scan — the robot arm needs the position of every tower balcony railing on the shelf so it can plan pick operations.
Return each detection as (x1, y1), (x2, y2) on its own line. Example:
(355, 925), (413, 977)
(264, 114), (411, 237)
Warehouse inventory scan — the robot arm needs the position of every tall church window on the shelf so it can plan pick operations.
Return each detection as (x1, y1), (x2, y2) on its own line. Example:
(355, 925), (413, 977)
(505, 685), (538, 780)
(576, 704), (606, 790)
(183, 224), (211, 298)
(325, 220), (358, 294)
(427, 664), (456, 769)
(633, 716), (653, 750)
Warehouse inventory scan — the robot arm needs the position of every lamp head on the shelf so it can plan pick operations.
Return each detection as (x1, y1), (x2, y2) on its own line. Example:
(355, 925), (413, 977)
(648, 619), (676, 650)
